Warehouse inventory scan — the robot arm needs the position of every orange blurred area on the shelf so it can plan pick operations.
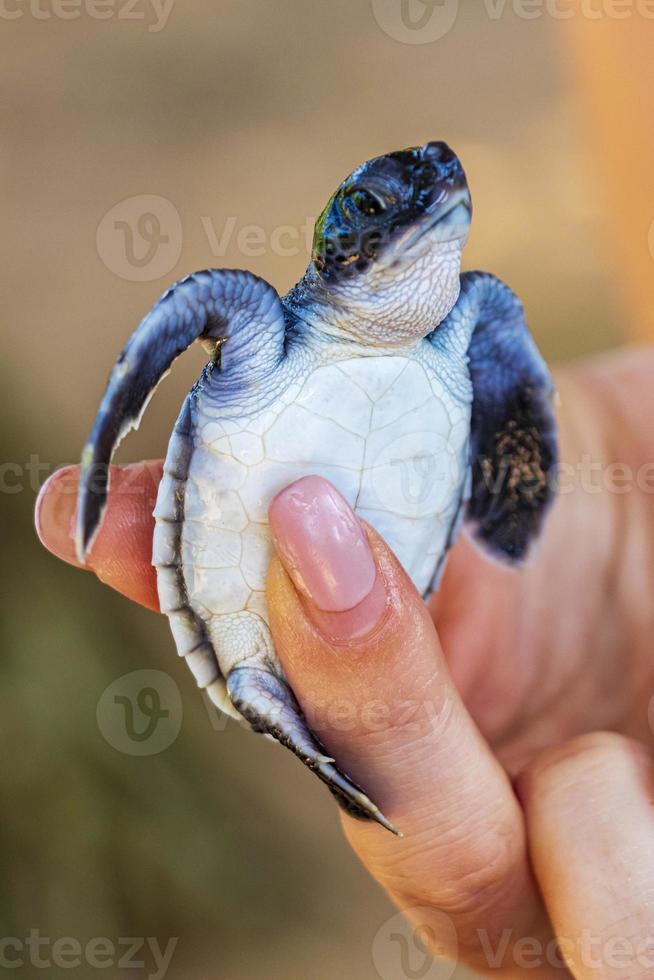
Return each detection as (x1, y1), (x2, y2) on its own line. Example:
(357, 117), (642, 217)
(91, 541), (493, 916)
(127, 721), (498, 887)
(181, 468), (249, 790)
(563, 7), (654, 340)
(1, 4), (651, 979)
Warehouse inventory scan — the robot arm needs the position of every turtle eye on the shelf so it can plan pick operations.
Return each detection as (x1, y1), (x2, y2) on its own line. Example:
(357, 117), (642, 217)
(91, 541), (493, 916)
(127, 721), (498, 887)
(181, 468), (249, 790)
(344, 187), (386, 217)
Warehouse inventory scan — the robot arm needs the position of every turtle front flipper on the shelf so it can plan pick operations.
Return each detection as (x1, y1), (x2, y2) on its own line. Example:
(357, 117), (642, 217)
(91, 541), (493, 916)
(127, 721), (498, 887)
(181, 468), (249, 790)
(445, 271), (558, 562)
(226, 666), (400, 835)
(75, 269), (286, 562)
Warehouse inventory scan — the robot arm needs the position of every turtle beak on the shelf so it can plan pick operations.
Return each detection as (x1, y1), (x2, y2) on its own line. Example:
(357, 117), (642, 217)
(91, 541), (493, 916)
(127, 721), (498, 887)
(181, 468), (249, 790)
(411, 142), (471, 245)
(381, 143), (471, 264)
(421, 141), (471, 215)
(421, 140), (466, 183)
(426, 187), (472, 240)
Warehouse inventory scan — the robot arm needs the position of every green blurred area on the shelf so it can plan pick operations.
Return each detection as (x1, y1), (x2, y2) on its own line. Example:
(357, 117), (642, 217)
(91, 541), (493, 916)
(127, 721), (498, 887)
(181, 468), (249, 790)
(1, 2), (625, 978)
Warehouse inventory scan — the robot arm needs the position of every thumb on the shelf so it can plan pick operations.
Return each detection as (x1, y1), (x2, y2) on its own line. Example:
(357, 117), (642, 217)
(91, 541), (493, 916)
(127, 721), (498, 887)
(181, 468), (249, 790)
(267, 476), (549, 970)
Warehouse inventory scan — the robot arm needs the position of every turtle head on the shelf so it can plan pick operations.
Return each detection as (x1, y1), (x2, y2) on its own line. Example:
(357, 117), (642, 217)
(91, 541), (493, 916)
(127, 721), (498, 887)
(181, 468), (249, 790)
(309, 141), (471, 344)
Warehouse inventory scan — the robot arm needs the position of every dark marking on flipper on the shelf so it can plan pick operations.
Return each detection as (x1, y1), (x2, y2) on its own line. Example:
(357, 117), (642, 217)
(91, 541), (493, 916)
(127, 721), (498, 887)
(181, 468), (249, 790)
(440, 271), (558, 562)
(226, 666), (401, 836)
(468, 384), (556, 560)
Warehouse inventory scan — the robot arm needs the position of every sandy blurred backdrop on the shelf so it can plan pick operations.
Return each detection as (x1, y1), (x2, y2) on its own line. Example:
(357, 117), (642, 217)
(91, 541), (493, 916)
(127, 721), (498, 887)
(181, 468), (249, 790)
(1, 1), (648, 978)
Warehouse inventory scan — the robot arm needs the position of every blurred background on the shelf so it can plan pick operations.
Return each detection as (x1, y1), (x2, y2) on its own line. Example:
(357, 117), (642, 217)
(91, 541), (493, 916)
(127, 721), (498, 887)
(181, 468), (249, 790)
(2, 2), (652, 977)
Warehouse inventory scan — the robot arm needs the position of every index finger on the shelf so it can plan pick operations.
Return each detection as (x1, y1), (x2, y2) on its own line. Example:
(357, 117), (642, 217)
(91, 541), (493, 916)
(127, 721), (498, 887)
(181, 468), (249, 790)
(35, 462), (162, 611)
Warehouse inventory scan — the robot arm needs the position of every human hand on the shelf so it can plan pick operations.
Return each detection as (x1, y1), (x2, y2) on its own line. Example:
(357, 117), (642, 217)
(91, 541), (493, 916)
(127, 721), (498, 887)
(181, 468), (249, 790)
(35, 348), (654, 978)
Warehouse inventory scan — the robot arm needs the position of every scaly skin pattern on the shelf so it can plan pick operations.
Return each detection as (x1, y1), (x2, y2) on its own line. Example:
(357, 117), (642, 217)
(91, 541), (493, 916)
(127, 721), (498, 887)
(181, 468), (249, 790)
(152, 319), (473, 716)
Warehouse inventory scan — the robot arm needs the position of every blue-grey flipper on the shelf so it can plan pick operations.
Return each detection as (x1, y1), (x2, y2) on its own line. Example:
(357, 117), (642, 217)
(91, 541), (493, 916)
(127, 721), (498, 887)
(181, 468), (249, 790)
(458, 271), (558, 562)
(75, 269), (286, 562)
(227, 668), (400, 835)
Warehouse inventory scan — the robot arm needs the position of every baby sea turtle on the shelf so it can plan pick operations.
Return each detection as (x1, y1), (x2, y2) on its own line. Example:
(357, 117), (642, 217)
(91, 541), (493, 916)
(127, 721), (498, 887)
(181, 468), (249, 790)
(77, 141), (557, 834)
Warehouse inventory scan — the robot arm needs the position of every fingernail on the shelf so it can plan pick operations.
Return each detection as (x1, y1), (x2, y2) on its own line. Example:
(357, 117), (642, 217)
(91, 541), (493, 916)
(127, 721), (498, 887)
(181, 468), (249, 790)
(269, 476), (387, 641)
(34, 467), (81, 566)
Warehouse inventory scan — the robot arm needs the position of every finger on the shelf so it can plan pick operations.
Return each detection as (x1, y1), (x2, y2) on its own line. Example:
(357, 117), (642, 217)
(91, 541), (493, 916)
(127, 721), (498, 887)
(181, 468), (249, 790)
(35, 462), (162, 611)
(267, 475), (551, 971)
(518, 732), (654, 978)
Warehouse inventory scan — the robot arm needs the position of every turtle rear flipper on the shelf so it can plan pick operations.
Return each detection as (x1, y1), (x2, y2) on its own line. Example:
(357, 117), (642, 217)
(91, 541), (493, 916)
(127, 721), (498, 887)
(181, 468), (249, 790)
(226, 665), (400, 835)
(75, 269), (286, 562)
(200, 612), (399, 834)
